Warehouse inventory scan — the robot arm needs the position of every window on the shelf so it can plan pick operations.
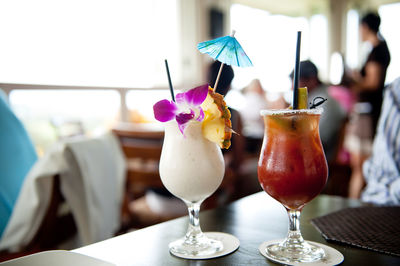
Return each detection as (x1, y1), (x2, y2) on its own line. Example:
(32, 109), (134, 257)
(329, 52), (344, 85)
(309, 14), (328, 81)
(346, 9), (360, 69)
(379, 3), (400, 84)
(0, 0), (180, 88)
(230, 4), (328, 95)
(1, 0), (180, 154)
(9, 90), (120, 155)
(126, 89), (179, 123)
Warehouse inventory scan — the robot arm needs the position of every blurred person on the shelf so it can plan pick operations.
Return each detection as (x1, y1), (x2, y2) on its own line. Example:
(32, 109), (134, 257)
(290, 60), (346, 162)
(352, 12), (391, 131)
(266, 93), (288, 110)
(240, 79), (268, 153)
(346, 12), (391, 198)
(361, 77), (400, 205)
(328, 82), (356, 115)
(241, 79), (267, 138)
(328, 53), (357, 114)
(0, 92), (37, 237)
(327, 70), (357, 166)
(240, 79), (287, 154)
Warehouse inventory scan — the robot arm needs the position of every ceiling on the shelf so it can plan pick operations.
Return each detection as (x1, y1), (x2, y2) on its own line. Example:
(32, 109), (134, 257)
(232, 0), (400, 16)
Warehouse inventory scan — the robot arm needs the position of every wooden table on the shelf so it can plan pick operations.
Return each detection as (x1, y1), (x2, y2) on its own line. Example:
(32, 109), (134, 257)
(74, 193), (400, 265)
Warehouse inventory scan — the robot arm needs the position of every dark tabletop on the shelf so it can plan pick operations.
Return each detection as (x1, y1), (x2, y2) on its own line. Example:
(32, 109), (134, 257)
(74, 192), (400, 266)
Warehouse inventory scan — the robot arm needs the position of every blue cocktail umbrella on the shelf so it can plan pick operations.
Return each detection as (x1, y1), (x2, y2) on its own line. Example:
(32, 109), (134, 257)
(198, 30), (253, 90)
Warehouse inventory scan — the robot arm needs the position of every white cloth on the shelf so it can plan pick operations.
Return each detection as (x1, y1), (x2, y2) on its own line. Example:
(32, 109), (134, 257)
(0, 133), (126, 251)
(362, 78), (400, 205)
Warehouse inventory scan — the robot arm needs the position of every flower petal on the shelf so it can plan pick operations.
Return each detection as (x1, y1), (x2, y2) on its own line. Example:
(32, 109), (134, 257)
(196, 108), (205, 121)
(176, 84), (208, 106)
(176, 111), (195, 134)
(175, 111), (194, 125)
(175, 93), (185, 105)
(178, 122), (187, 134)
(153, 99), (177, 122)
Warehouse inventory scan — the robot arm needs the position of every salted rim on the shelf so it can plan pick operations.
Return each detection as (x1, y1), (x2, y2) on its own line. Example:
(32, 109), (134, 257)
(260, 107), (323, 116)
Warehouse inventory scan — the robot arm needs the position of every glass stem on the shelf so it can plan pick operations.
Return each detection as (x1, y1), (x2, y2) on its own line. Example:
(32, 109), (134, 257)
(285, 209), (305, 247)
(185, 201), (204, 243)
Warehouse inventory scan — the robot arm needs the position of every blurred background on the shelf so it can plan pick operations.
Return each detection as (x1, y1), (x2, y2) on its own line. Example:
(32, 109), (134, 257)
(1, 1), (400, 259)
(1, 0), (399, 156)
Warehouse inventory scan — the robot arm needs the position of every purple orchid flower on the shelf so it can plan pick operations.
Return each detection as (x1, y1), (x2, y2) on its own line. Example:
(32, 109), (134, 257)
(153, 84), (209, 134)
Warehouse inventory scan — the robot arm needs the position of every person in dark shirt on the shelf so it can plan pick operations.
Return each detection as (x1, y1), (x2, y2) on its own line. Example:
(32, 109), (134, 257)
(356, 12), (391, 132)
(346, 12), (391, 198)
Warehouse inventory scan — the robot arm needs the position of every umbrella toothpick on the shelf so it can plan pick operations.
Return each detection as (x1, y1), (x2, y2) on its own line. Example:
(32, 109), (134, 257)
(214, 30), (235, 91)
(198, 29), (252, 91)
(214, 62), (224, 91)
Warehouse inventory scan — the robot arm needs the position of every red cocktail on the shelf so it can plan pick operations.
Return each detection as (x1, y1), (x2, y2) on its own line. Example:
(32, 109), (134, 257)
(258, 109), (328, 263)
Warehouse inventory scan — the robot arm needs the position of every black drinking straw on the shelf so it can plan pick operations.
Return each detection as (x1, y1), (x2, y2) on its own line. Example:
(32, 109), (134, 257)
(292, 31), (302, 109)
(164, 59), (175, 102)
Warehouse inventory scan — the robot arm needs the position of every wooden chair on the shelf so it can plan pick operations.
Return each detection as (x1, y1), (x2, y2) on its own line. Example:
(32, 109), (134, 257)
(112, 123), (164, 199)
(112, 122), (246, 228)
(322, 117), (352, 197)
(112, 123), (166, 229)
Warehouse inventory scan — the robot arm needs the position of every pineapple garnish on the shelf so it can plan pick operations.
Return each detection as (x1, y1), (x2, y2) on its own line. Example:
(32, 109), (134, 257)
(297, 87), (308, 109)
(276, 87), (309, 130)
(289, 87), (308, 110)
(201, 86), (232, 149)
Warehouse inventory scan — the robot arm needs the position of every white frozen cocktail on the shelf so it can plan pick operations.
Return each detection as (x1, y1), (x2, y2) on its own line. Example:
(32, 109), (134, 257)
(153, 84), (232, 257)
(160, 120), (224, 203)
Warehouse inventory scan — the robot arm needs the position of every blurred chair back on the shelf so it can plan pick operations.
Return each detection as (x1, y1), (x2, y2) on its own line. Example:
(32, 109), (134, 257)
(322, 116), (351, 197)
(0, 133), (125, 260)
(112, 123), (164, 200)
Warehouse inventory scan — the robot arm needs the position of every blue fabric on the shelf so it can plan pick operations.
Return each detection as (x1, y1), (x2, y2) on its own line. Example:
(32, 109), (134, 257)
(0, 94), (37, 237)
(362, 77), (400, 205)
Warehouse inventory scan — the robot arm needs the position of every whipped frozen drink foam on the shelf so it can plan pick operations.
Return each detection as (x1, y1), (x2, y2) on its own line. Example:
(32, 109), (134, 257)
(159, 120), (225, 203)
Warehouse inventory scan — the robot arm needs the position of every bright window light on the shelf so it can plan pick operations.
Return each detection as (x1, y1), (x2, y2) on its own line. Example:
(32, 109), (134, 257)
(379, 3), (400, 84)
(346, 9), (359, 69)
(309, 14), (328, 81)
(330, 52), (344, 85)
(9, 90), (120, 154)
(0, 0), (180, 88)
(126, 89), (179, 123)
(230, 4), (327, 94)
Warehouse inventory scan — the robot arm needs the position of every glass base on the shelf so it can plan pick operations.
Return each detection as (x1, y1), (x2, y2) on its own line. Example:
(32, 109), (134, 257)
(169, 234), (223, 257)
(265, 240), (325, 263)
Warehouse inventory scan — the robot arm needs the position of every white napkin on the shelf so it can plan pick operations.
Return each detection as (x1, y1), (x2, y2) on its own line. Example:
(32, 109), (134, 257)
(0, 133), (126, 252)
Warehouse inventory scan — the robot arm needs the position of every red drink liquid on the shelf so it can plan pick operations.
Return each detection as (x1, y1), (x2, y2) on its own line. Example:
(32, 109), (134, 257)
(258, 110), (328, 210)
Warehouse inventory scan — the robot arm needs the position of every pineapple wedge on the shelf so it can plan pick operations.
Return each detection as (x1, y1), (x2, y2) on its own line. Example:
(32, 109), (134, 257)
(298, 87), (308, 109)
(201, 86), (232, 149)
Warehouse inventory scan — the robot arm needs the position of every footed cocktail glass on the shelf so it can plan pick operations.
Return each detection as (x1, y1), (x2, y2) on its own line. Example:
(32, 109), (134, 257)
(159, 120), (225, 257)
(258, 109), (328, 263)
